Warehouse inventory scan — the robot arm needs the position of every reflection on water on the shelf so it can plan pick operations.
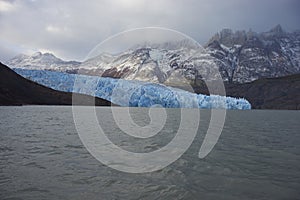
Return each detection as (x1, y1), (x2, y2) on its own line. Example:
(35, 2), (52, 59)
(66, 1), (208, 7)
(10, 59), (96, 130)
(0, 106), (299, 199)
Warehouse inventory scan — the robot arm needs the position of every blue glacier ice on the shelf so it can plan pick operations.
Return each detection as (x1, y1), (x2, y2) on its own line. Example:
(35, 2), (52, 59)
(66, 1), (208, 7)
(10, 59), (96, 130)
(13, 69), (251, 109)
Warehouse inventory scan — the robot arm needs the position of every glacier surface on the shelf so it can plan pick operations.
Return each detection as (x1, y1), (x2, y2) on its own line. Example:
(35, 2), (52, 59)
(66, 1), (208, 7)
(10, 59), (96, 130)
(13, 69), (251, 109)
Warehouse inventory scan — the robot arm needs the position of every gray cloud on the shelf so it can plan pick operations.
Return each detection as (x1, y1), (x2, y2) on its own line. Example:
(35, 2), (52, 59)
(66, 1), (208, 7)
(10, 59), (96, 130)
(0, 0), (299, 61)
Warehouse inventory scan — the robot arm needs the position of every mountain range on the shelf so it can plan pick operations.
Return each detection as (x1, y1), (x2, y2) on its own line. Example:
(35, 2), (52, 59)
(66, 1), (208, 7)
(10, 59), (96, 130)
(6, 51), (81, 71)
(5, 25), (300, 85)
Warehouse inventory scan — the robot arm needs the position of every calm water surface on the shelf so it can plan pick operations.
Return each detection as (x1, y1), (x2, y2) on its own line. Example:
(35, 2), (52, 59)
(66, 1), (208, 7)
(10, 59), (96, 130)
(0, 106), (299, 200)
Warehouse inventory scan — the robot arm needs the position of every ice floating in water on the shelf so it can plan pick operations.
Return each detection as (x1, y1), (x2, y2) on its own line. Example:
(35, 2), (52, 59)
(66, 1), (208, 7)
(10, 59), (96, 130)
(14, 69), (251, 109)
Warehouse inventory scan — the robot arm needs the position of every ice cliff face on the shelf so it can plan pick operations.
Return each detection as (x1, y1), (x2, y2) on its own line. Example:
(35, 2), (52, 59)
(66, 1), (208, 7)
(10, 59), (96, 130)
(13, 69), (251, 109)
(6, 25), (300, 84)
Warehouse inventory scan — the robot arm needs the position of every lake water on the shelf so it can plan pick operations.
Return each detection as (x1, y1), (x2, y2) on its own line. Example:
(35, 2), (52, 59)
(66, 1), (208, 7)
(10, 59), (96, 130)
(0, 106), (299, 200)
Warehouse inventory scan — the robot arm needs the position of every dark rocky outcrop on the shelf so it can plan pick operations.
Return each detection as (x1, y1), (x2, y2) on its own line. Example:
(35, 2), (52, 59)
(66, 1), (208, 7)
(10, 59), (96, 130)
(225, 74), (300, 110)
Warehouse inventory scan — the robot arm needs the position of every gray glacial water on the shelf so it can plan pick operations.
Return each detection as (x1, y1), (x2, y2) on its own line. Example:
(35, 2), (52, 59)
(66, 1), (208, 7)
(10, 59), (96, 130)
(0, 106), (299, 200)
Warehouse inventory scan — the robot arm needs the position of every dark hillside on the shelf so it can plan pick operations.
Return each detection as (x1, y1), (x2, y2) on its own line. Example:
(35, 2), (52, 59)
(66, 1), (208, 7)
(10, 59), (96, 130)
(0, 62), (112, 106)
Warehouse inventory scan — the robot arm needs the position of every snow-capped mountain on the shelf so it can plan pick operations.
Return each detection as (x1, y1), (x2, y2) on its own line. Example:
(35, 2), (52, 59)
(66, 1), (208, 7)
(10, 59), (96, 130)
(78, 40), (214, 85)
(5, 25), (300, 84)
(5, 52), (80, 71)
(206, 24), (300, 82)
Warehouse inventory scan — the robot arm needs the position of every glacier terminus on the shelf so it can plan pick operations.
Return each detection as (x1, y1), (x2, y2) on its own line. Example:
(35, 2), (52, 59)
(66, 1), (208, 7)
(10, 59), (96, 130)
(14, 69), (251, 110)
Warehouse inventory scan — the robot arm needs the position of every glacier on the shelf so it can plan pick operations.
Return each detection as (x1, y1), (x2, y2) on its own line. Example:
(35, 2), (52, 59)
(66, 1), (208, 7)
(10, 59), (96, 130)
(13, 69), (251, 109)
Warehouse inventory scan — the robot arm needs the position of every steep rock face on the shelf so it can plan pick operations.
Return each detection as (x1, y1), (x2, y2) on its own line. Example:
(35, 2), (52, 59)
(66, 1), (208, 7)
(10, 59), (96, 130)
(206, 25), (300, 82)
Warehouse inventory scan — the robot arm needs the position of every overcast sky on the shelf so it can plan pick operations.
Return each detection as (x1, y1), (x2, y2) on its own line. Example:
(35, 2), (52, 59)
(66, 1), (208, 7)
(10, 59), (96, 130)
(0, 0), (299, 61)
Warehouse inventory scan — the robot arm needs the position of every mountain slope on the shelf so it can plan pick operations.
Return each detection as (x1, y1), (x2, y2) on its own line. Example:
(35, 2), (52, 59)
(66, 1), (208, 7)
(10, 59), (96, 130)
(0, 62), (112, 106)
(78, 42), (211, 85)
(206, 25), (300, 83)
(225, 74), (300, 109)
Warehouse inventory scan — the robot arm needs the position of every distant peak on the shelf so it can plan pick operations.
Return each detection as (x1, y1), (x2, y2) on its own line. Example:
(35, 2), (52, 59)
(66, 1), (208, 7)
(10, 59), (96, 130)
(43, 52), (56, 57)
(128, 39), (199, 51)
(220, 28), (233, 35)
(31, 51), (56, 57)
(207, 28), (246, 47)
(32, 51), (42, 57)
(269, 24), (284, 33)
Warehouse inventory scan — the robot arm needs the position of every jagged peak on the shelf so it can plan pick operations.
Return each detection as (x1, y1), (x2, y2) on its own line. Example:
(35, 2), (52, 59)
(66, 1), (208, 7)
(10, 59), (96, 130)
(43, 52), (55, 56)
(32, 51), (42, 57)
(220, 28), (233, 35)
(32, 51), (57, 58)
(205, 38), (221, 49)
(207, 28), (247, 47)
(269, 24), (284, 33)
(261, 24), (286, 38)
(128, 39), (199, 51)
(246, 28), (258, 37)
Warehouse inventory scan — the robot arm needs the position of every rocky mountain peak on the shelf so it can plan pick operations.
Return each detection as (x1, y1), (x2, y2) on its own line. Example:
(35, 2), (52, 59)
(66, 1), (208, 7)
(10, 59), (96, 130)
(207, 28), (247, 47)
(32, 51), (42, 58)
(269, 24), (284, 34)
(204, 25), (299, 83)
(262, 24), (286, 38)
